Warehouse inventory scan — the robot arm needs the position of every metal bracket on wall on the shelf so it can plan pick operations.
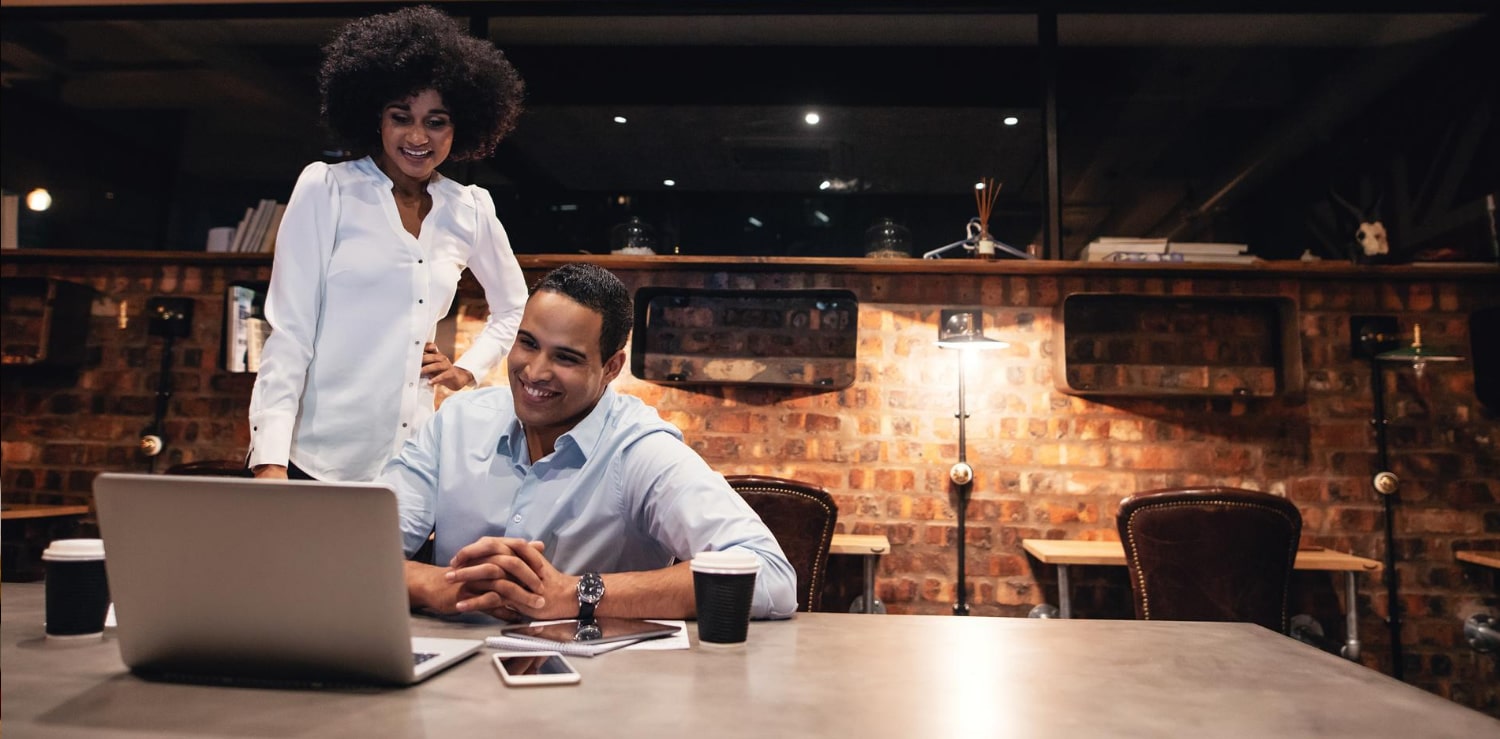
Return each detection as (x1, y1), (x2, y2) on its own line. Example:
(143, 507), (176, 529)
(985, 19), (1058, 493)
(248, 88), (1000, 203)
(146, 297), (194, 339)
(1350, 315), (1399, 359)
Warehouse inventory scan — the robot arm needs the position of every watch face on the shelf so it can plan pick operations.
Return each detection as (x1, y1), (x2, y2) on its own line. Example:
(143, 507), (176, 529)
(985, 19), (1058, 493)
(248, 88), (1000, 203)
(578, 572), (605, 604)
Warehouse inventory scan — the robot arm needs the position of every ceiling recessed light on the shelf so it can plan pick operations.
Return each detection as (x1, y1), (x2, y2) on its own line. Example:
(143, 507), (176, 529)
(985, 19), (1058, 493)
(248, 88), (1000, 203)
(663, 179), (676, 187)
(974, 182), (987, 190)
(25, 188), (52, 212)
(747, 216), (763, 228)
(804, 112), (821, 125)
(813, 210), (831, 224)
(819, 180), (832, 191)
(1003, 116), (1019, 126)
(613, 115), (628, 124)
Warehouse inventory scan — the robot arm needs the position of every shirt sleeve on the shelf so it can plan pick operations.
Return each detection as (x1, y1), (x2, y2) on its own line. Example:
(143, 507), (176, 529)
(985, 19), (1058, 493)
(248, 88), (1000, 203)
(620, 433), (799, 620)
(452, 186), (527, 382)
(378, 399), (446, 558)
(247, 163), (338, 469)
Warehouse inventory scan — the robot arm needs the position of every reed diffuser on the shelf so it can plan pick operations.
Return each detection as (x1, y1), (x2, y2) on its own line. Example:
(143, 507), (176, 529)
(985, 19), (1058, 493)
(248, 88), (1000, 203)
(972, 177), (1001, 260)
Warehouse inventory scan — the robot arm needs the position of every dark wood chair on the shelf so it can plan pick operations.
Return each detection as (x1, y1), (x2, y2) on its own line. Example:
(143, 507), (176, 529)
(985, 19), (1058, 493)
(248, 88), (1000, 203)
(1117, 486), (1302, 633)
(724, 475), (837, 613)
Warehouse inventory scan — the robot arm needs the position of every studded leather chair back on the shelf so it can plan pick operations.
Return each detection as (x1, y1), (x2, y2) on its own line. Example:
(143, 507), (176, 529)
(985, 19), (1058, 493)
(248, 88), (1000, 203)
(725, 475), (837, 613)
(1117, 486), (1302, 633)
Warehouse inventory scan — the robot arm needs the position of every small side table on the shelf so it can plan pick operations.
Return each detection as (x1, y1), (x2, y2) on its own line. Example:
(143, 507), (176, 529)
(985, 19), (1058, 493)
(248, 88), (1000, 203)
(830, 534), (890, 614)
(1, 503), (93, 582)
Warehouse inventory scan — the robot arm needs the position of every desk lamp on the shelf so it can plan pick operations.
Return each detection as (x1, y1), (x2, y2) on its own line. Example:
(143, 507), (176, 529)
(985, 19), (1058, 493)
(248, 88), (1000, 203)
(1353, 317), (1465, 680)
(936, 309), (1008, 615)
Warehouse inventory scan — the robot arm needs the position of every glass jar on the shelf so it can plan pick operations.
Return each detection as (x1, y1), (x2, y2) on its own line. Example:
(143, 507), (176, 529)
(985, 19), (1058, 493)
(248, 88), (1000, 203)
(610, 216), (657, 255)
(864, 217), (912, 258)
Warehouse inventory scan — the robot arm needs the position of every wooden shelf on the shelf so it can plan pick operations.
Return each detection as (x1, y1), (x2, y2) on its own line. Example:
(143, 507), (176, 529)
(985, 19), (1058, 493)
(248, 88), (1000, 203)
(4, 250), (1497, 280)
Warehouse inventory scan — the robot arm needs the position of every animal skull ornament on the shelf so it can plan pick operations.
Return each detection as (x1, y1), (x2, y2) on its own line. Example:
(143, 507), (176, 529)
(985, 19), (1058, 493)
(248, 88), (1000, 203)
(1356, 220), (1389, 257)
(1331, 189), (1389, 261)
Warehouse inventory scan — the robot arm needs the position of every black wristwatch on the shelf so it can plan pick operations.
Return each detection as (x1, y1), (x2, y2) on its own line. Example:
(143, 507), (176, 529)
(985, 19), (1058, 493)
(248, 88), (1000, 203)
(576, 571), (605, 621)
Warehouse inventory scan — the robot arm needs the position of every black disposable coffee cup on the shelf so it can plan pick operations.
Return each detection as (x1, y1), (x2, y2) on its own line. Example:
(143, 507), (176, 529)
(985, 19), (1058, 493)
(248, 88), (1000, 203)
(43, 538), (110, 639)
(690, 550), (760, 646)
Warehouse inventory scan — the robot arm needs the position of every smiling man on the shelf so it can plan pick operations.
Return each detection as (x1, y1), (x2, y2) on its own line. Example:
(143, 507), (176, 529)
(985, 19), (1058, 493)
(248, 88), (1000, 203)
(384, 263), (797, 622)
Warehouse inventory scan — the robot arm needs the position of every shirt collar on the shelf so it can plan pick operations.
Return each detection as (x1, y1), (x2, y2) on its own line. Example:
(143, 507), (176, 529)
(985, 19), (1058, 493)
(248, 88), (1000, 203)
(353, 155), (445, 189)
(497, 386), (617, 465)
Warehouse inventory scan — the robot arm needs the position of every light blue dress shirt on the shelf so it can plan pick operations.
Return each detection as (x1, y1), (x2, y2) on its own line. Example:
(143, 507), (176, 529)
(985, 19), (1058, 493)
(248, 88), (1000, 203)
(381, 385), (798, 619)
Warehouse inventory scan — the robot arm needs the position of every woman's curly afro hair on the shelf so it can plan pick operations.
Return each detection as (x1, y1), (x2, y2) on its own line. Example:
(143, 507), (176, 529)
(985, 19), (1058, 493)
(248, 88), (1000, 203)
(319, 5), (524, 162)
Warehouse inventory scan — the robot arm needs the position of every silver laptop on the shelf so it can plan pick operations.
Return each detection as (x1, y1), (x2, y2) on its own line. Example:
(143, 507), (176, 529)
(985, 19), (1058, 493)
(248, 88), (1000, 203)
(93, 472), (482, 687)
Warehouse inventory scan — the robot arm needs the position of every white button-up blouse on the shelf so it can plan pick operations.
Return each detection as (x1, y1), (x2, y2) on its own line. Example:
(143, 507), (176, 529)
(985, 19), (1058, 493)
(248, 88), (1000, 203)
(248, 157), (527, 481)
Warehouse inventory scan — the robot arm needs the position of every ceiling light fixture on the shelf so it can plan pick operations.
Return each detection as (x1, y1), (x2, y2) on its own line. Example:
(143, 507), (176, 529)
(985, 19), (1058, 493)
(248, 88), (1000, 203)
(1003, 116), (1019, 126)
(813, 210), (831, 224)
(747, 216), (763, 228)
(663, 179), (676, 187)
(613, 115), (628, 124)
(26, 188), (52, 212)
(974, 182), (987, 190)
(819, 180), (832, 191)
(804, 112), (821, 125)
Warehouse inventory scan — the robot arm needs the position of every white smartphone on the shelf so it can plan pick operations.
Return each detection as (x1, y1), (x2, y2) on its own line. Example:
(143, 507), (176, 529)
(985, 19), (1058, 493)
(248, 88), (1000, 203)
(492, 651), (581, 686)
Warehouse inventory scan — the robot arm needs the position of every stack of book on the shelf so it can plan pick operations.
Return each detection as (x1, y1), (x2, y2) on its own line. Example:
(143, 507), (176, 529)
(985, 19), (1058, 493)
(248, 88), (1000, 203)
(225, 285), (271, 372)
(1166, 242), (1256, 263)
(208, 199), (285, 253)
(1082, 237), (1257, 264)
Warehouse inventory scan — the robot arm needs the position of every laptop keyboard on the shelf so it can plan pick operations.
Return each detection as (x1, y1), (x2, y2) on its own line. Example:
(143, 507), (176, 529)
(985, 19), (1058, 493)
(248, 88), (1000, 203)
(413, 651), (439, 666)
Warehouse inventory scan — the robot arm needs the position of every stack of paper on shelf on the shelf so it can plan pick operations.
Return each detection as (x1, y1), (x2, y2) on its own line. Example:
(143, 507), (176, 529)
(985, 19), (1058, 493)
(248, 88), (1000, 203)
(1165, 242), (1258, 263)
(1081, 237), (1174, 262)
(1083, 238), (1260, 264)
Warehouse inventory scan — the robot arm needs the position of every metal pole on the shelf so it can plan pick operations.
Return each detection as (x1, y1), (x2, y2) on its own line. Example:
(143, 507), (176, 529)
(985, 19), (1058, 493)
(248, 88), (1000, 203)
(1038, 12), (1062, 260)
(1371, 359), (1404, 680)
(147, 333), (176, 473)
(953, 356), (970, 616)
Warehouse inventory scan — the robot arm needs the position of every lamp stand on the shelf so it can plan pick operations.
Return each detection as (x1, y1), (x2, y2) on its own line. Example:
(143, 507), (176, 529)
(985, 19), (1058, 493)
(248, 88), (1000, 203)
(951, 353), (973, 616)
(1369, 355), (1405, 680)
(1353, 315), (1404, 680)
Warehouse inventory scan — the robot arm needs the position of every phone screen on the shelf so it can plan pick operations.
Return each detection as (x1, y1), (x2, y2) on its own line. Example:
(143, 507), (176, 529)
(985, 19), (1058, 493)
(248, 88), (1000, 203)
(497, 653), (575, 677)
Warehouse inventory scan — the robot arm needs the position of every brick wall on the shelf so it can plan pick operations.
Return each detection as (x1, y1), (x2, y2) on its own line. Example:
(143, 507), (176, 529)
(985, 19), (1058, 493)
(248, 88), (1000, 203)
(2, 256), (1496, 714)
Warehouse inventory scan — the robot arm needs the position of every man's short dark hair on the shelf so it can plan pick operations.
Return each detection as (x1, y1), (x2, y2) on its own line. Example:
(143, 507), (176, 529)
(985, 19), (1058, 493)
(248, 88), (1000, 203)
(533, 264), (633, 360)
(318, 5), (524, 161)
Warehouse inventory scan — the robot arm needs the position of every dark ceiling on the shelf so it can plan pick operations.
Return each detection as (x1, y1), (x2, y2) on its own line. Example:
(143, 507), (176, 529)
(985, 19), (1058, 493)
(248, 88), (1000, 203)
(2, 4), (1496, 258)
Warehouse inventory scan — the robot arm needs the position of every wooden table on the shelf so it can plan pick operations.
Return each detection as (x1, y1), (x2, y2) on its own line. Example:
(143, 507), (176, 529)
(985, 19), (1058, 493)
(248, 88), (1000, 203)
(1456, 550), (1500, 570)
(1022, 538), (1383, 661)
(1, 503), (92, 520)
(4, 583), (1495, 738)
(1, 503), (93, 582)
(829, 533), (890, 614)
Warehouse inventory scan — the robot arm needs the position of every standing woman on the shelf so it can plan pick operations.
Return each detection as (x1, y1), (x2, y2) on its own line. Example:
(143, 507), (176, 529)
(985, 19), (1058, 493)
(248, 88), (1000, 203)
(249, 6), (527, 481)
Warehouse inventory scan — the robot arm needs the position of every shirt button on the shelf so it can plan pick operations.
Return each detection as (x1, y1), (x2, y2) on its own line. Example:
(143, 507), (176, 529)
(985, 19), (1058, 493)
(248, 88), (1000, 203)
(418, 299), (424, 304)
(401, 423), (408, 428)
(414, 341), (421, 346)
(512, 515), (522, 523)
(418, 259), (424, 264)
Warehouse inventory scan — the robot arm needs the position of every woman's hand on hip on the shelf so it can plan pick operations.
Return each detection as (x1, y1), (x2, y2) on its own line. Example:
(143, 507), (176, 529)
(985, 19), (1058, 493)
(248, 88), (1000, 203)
(421, 342), (475, 391)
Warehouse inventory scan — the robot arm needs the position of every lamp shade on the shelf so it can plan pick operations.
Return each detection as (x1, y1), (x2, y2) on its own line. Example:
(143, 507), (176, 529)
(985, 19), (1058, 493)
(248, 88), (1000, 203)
(937, 309), (1008, 350)
(1375, 324), (1464, 365)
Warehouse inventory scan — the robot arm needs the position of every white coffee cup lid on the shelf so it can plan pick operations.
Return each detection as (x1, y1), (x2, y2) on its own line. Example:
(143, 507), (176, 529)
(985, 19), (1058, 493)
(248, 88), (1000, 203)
(690, 549), (760, 575)
(42, 538), (105, 561)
